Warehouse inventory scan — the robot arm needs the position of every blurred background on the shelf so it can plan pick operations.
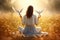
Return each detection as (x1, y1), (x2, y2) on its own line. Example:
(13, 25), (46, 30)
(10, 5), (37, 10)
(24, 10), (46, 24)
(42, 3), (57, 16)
(0, 0), (60, 40)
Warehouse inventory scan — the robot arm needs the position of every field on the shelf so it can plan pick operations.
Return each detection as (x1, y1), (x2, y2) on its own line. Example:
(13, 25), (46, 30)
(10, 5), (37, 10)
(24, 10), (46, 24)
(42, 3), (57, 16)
(0, 11), (60, 40)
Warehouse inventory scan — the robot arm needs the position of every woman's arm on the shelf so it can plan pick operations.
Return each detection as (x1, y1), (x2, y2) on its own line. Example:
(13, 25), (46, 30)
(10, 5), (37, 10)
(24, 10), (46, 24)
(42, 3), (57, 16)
(22, 16), (26, 26)
(34, 15), (38, 26)
(34, 15), (41, 26)
(38, 15), (41, 19)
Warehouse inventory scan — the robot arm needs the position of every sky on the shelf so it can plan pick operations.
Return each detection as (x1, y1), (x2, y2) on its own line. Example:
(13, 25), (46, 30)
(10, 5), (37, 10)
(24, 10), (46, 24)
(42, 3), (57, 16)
(11, 0), (49, 16)
(0, 0), (60, 15)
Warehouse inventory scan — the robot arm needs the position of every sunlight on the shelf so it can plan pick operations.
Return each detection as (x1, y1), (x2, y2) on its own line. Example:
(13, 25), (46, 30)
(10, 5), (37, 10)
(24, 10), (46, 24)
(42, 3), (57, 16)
(11, 0), (49, 16)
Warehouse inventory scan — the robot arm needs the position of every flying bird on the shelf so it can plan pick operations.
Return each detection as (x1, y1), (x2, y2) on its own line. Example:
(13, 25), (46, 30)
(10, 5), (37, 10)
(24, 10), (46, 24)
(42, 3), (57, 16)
(12, 6), (23, 15)
(36, 10), (43, 15)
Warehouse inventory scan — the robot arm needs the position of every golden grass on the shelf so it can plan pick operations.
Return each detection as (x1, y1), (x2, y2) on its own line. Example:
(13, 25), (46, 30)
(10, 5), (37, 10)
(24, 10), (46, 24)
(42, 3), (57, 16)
(0, 11), (60, 40)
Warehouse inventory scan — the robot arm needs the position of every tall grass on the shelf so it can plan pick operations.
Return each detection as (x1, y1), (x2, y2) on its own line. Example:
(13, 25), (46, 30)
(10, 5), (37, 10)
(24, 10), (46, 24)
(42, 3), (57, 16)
(0, 11), (60, 40)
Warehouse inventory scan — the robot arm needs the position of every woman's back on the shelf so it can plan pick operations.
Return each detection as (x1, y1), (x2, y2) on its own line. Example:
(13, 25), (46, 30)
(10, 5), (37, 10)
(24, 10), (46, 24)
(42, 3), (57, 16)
(22, 15), (38, 26)
(19, 5), (48, 37)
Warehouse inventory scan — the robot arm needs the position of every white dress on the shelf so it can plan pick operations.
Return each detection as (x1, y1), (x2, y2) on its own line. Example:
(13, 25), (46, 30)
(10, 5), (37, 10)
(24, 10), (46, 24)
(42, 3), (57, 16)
(19, 15), (48, 37)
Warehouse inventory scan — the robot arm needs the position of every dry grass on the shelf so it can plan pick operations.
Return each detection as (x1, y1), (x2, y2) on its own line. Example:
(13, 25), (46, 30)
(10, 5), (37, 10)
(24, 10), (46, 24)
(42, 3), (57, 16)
(0, 11), (60, 40)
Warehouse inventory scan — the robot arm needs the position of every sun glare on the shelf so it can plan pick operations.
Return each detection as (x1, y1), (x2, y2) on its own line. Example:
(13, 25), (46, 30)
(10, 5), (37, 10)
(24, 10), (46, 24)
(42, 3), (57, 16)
(11, 0), (49, 16)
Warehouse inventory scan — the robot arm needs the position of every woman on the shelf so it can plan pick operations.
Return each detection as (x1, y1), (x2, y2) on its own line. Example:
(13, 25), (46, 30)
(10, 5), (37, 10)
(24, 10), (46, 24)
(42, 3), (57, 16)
(19, 5), (48, 37)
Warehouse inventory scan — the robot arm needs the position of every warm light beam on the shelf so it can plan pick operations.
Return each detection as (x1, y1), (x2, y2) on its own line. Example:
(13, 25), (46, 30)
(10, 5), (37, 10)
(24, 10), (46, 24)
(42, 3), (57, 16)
(11, 0), (49, 16)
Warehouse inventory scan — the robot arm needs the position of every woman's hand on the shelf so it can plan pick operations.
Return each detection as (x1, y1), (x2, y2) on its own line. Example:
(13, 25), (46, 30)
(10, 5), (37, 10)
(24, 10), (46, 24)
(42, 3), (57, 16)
(38, 15), (41, 19)
(20, 15), (22, 19)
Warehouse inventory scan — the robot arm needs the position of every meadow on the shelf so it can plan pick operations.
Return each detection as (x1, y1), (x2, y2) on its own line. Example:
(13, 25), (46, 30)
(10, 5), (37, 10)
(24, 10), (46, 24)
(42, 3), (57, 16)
(0, 11), (60, 40)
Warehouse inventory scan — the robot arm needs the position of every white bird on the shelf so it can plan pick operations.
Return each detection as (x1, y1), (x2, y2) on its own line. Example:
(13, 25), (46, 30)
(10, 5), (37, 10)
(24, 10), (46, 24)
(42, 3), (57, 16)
(35, 10), (43, 15)
(12, 6), (23, 15)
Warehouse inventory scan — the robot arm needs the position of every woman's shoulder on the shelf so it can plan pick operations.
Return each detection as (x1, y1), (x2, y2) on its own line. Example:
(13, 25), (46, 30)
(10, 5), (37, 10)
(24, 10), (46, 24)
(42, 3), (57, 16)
(33, 15), (36, 18)
(23, 15), (36, 18)
(23, 15), (26, 18)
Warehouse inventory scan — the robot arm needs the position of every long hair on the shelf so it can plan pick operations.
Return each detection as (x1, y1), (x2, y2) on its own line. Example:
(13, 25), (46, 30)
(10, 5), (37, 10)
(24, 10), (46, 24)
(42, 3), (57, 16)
(26, 5), (33, 18)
